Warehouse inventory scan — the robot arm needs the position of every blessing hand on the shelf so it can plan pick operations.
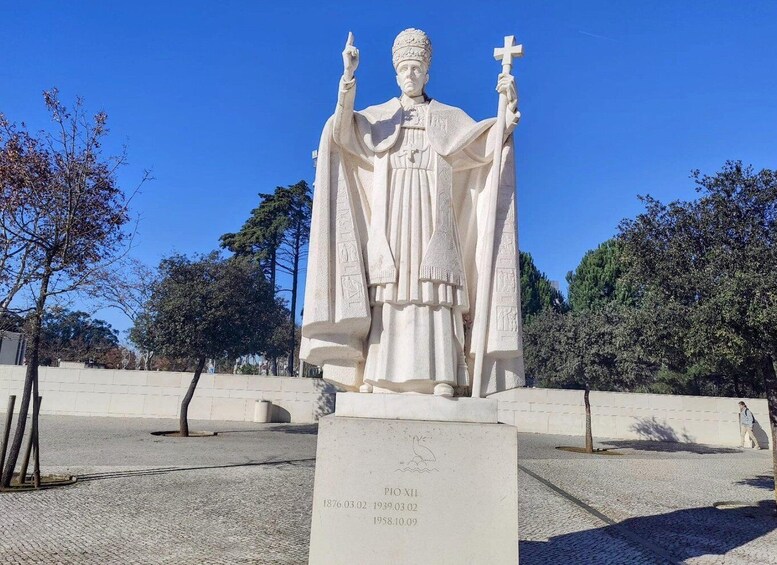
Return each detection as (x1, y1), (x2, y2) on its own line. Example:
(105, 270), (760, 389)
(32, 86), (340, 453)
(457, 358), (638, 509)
(342, 32), (359, 81)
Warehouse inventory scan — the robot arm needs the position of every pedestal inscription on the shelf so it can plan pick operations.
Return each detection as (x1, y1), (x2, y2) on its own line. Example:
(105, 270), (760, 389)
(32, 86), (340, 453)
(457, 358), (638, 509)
(308, 416), (519, 564)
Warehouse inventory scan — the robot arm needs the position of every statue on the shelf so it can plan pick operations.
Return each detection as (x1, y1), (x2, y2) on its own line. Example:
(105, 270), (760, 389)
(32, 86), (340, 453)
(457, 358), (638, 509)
(300, 29), (524, 398)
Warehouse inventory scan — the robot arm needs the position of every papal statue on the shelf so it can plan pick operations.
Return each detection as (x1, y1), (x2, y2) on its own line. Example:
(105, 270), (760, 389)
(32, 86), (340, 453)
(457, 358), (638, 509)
(300, 28), (525, 398)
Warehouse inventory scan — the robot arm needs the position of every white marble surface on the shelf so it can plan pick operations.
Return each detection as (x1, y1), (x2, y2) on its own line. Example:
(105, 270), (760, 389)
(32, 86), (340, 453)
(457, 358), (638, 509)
(308, 415), (519, 564)
(334, 391), (498, 423)
(300, 29), (525, 397)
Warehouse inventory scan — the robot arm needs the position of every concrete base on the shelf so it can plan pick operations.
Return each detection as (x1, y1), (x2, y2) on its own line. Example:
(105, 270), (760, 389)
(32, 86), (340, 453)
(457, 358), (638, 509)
(334, 392), (498, 423)
(308, 415), (519, 564)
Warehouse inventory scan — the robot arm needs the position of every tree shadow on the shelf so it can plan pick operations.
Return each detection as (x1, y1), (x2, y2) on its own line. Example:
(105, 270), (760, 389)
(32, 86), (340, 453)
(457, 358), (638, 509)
(312, 377), (336, 420)
(602, 439), (742, 455)
(735, 475), (775, 490)
(215, 424), (318, 435)
(597, 416), (742, 454)
(520, 501), (777, 565)
(631, 416), (695, 443)
(269, 423), (318, 435)
(76, 457), (316, 482)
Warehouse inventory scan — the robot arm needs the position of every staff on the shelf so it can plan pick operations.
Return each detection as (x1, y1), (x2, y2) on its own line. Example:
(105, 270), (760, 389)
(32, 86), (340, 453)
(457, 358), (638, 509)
(471, 35), (523, 398)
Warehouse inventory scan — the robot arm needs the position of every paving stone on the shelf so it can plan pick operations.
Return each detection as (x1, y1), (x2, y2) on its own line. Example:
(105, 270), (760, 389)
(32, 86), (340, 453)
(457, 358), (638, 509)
(0, 416), (774, 563)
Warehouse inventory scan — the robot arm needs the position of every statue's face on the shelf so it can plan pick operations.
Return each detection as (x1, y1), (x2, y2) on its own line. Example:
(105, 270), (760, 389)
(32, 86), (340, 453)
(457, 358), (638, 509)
(395, 59), (429, 97)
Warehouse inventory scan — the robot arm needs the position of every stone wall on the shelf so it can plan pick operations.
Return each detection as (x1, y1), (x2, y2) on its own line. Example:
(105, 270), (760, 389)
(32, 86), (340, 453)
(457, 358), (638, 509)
(1, 365), (772, 448)
(0, 365), (335, 423)
(492, 387), (773, 448)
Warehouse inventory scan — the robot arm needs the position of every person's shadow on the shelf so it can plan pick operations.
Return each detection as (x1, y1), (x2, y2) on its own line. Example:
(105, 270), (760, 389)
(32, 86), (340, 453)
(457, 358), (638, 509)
(520, 501), (777, 564)
(752, 420), (771, 449)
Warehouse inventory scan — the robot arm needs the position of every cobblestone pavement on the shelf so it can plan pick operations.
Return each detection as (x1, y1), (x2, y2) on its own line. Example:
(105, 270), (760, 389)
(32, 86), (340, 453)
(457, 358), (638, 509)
(0, 415), (774, 564)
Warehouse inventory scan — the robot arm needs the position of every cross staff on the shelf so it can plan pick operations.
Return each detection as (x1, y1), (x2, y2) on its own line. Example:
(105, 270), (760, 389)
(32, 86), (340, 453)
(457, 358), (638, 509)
(471, 35), (523, 398)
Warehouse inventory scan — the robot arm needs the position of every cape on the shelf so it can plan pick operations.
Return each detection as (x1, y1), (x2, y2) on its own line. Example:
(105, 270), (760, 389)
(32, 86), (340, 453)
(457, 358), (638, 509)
(300, 98), (524, 396)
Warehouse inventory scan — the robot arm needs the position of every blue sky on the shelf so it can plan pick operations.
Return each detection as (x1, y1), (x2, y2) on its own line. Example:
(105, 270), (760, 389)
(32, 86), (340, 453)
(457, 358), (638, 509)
(2, 1), (776, 335)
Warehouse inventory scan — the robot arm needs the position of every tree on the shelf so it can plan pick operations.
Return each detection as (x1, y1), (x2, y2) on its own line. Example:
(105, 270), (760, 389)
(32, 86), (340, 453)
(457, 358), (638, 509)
(566, 239), (635, 312)
(1, 90), (138, 488)
(519, 251), (566, 323)
(90, 258), (157, 369)
(524, 306), (656, 393)
(619, 161), (777, 509)
(92, 258), (156, 325)
(221, 180), (312, 375)
(524, 304), (658, 452)
(36, 308), (120, 367)
(131, 253), (280, 436)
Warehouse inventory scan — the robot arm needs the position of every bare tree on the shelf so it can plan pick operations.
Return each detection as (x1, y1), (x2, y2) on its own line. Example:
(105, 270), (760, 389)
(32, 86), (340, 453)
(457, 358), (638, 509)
(0, 90), (145, 488)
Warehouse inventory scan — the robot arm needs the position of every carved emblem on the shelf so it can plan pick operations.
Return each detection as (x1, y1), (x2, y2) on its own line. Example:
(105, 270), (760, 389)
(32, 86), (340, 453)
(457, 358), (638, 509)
(401, 105), (427, 129)
(338, 242), (359, 263)
(496, 306), (519, 332)
(498, 236), (516, 257)
(429, 114), (448, 133)
(341, 275), (364, 303)
(397, 435), (438, 473)
(496, 268), (517, 293)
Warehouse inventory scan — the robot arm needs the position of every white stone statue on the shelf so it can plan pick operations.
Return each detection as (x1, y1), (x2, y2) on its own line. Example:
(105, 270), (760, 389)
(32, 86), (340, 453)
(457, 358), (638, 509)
(301, 29), (525, 397)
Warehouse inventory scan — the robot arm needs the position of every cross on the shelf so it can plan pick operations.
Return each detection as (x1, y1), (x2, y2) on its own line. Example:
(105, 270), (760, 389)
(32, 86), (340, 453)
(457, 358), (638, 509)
(493, 35), (524, 75)
(399, 148), (419, 163)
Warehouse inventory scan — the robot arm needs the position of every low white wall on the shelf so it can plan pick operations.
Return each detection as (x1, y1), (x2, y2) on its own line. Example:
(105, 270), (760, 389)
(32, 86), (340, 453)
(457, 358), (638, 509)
(0, 365), (335, 423)
(493, 387), (773, 448)
(1, 366), (771, 447)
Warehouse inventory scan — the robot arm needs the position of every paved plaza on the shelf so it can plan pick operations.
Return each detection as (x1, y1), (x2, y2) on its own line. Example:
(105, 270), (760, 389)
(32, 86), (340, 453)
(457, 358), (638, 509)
(0, 414), (774, 564)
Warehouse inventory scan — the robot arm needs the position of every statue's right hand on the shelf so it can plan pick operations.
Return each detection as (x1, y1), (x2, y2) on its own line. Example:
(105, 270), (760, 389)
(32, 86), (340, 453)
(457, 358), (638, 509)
(342, 31), (359, 80)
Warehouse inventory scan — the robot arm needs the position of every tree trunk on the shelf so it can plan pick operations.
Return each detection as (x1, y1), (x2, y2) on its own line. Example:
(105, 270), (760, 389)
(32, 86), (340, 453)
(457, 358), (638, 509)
(0, 395), (16, 481)
(18, 418), (34, 484)
(269, 248), (277, 292)
(32, 396), (41, 488)
(179, 356), (207, 438)
(1, 271), (49, 488)
(766, 356), (777, 513)
(271, 357), (278, 376)
(287, 225), (301, 376)
(584, 385), (593, 454)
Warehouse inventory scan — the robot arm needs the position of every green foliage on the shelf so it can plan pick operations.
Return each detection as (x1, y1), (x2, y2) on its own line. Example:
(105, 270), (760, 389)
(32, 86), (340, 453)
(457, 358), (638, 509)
(620, 161), (777, 373)
(131, 253), (285, 362)
(519, 251), (566, 322)
(37, 308), (119, 366)
(220, 180), (312, 287)
(566, 239), (634, 311)
(221, 181), (312, 375)
(526, 162), (777, 406)
(523, 304), (657, 391)
(237, 363), (262, 375)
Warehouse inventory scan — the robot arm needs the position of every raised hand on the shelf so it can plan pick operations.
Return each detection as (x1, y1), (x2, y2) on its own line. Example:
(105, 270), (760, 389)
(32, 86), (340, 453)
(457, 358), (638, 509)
(342, 32), (359, 81)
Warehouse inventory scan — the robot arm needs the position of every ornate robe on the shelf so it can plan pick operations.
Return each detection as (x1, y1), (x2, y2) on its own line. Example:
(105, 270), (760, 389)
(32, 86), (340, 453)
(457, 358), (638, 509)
(300, 80), (524, 396)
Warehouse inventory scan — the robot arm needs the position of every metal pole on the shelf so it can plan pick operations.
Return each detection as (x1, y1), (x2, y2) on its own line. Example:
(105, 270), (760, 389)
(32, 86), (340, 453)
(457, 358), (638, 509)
(0, 395), (16, 481)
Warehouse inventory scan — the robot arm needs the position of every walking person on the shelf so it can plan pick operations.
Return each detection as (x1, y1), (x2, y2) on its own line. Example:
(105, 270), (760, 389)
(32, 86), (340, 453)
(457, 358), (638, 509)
(738, 401), (759, 449)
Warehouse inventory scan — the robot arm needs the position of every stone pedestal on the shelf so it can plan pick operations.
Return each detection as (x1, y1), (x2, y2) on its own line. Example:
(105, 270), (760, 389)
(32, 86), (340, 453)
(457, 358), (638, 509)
(334, 391), (498, 423)
(308, 402), (519, 564)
